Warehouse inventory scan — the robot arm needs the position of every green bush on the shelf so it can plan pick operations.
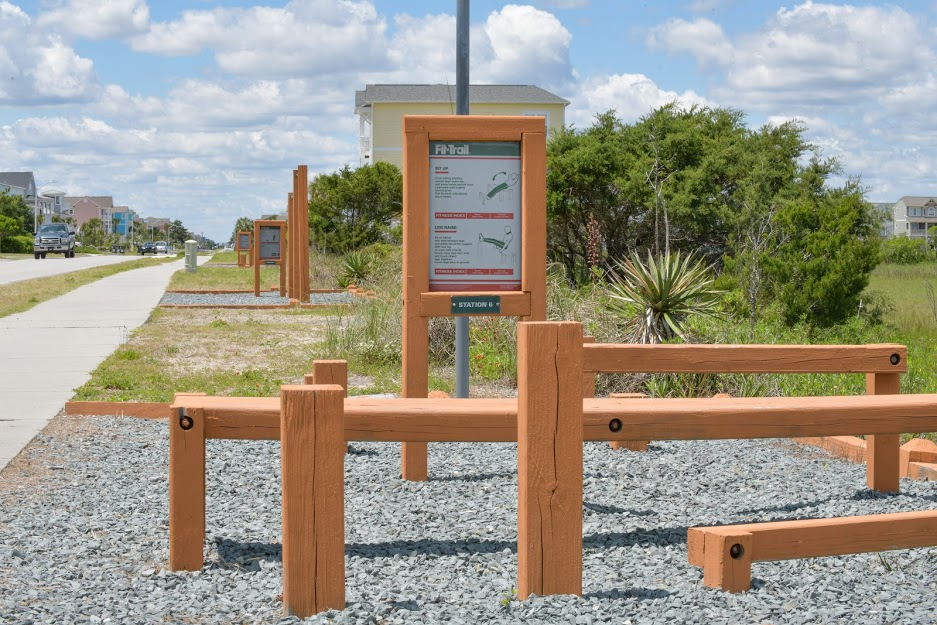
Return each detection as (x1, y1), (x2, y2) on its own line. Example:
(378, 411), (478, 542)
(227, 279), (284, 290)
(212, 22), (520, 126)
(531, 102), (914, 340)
(1, 235), (33, 254)
(883, 236), (930, 264)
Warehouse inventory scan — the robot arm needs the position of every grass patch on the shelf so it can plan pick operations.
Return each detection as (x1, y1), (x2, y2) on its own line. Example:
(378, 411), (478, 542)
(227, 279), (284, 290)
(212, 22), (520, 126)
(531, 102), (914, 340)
(206, 251), (237, 264)
(74, 307), (341, 402)
(0, 256), (178, 319)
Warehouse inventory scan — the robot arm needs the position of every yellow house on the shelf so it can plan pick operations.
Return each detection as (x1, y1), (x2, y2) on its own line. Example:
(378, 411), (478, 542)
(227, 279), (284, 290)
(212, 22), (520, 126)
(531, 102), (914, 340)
(355, 84), (569, 167)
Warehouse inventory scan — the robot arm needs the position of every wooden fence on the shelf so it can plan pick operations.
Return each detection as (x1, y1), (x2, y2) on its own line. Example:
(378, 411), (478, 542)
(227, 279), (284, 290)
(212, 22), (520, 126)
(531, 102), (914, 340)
(168, 322), (937, 617)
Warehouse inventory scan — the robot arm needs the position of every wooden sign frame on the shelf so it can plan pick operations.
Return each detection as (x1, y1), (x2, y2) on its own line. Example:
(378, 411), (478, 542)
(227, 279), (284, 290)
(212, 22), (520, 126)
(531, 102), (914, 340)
(401, 115), (547, 480)
(253, 219), (287, 297)
(236, 230), (252, 267)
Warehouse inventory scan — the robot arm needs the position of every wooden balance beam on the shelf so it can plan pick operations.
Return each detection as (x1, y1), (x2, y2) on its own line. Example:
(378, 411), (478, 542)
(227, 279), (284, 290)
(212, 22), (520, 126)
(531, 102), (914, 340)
(687, 510), (937, 592)
(172, 392), (937, 444)
(165, 325), (921, 617)
(582, 342), (907, 490)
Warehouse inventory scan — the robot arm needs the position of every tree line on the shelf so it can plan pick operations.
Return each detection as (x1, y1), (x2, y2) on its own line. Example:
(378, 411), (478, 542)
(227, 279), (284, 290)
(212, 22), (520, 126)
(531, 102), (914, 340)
(232, 102), (885, 330)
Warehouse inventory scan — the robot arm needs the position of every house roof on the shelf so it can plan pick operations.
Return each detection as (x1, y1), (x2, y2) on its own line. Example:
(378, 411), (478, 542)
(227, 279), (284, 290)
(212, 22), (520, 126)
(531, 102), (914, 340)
(0, 172), (35, 193)
(355, 84), (569, 110)
(64, 196), (115, 208)
(899, 196), (937, 207)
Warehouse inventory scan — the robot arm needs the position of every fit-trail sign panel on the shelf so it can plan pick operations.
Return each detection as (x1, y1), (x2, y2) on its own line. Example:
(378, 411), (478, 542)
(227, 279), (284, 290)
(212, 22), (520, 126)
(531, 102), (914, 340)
(258, 225), (281, 260)
(429, 141), (521, 292)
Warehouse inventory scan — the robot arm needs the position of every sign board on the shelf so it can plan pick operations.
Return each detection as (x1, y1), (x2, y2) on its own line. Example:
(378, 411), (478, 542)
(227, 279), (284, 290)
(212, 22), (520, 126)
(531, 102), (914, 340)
(253, 219), (287, 297)
(429, 142), (521, 292)
(401, 115), (547, 481)
(451, 295), (501, 315)
(258, 225), (282, 261)
(238, 232), (251, 250)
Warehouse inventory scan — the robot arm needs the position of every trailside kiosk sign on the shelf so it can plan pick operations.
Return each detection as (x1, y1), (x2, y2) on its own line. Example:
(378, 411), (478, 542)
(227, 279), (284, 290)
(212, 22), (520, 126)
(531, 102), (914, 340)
(429, 141), (521, 292)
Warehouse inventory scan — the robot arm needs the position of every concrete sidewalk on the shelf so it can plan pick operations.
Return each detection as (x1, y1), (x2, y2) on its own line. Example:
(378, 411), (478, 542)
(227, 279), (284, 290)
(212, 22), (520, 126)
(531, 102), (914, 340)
(0, 253), (164, 286)
(0, 256), (208, 472)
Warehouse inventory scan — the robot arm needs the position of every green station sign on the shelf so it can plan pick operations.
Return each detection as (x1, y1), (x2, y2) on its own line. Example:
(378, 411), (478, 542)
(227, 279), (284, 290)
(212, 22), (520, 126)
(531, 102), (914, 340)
(451, 295), (501, 315)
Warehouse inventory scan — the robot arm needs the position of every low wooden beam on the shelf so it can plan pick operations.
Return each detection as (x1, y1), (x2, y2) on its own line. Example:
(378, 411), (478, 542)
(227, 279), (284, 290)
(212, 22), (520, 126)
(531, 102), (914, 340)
(583, 343), (908, 374)
(688, 510), (937, 592)
(172, 393), (937, 445)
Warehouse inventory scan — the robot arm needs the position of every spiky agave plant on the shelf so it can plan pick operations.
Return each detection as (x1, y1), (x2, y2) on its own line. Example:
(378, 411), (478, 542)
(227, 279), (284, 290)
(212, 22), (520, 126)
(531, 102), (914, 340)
(606, 251), (722, 344)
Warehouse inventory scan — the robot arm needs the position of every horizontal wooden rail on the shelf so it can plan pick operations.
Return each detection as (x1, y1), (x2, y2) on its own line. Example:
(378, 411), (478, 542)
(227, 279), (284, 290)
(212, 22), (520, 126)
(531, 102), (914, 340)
(688, 510), (937, 592)
(583, 343), (907, 374)
(169, 394), (937, 443)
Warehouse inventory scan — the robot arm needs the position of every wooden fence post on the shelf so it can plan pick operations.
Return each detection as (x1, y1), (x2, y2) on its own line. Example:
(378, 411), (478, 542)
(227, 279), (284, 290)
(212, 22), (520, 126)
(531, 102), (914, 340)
(867, 372), (901, 493)
(280, 384), (346, 617)
(312, 360), (349, 453)
(517, 321), (583, 599)
(169, 399), (205, 571)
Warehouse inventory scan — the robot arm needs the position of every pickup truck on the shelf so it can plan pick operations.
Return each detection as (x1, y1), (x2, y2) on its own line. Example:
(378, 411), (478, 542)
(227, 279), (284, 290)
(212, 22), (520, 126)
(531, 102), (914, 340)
(34, 223), (76, 259)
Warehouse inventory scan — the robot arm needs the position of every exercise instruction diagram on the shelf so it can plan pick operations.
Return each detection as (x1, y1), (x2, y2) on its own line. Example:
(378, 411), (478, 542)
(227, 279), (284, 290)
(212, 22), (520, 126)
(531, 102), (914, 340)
(429, 141), (522, 291)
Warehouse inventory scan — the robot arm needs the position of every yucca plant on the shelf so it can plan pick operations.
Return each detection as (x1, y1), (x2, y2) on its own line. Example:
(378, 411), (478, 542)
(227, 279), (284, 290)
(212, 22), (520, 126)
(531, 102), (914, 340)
(605, 250), (722, 344)
(340, 249), (376, 286)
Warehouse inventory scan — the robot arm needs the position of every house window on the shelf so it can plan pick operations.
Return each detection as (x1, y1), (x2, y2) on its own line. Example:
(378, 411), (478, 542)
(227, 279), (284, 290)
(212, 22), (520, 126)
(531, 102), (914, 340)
(929, 207), (935, 217)
(911, 223), (927, 231)
(910, 207), (921, 217)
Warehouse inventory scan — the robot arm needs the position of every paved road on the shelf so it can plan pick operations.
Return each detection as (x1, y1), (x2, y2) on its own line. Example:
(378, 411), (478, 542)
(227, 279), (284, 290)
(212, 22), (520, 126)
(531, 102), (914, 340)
(0, 254), (209, 472)
(0, 253), (169, 286)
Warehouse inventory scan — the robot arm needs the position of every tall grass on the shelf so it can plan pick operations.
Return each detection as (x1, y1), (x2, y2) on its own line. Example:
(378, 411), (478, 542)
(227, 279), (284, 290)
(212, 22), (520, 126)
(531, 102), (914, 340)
(317, 254), (937, 405)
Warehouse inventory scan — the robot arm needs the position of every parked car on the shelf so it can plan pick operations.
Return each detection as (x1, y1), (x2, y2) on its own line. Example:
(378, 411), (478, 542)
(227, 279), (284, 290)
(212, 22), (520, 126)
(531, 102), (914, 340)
(139, 241), (157, 255)
(155, 240), (169, 254)
(33, 223), (76, 259)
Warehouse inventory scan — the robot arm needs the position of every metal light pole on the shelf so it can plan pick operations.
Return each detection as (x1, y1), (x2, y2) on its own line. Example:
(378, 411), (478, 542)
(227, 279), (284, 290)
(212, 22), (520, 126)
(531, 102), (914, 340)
(454, 0), (470, 398)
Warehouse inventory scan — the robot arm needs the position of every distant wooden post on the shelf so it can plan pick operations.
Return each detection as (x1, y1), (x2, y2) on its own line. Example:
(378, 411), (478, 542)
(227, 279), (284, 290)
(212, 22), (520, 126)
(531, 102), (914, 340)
(280, 384), (346, 617)
(288, 166), (310, 301)
(287, 190), (296, 299)
(297, 166), (310, 300)
(867, 371), (901, 493)
(401, 115), (547, 481)
(168, 400), (205, 571)
(517, 321), (583, 599)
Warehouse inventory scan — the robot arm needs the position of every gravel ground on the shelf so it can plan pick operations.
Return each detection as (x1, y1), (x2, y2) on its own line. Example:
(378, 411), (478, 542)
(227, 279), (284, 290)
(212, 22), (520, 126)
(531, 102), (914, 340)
(2, 415), (936, 625)
(160, 291), (354, 306)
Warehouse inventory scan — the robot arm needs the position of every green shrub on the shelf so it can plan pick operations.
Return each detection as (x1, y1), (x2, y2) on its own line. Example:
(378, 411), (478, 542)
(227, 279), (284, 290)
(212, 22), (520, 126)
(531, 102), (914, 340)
(883, 236), (930, 264)
(1, 235), (32, 254)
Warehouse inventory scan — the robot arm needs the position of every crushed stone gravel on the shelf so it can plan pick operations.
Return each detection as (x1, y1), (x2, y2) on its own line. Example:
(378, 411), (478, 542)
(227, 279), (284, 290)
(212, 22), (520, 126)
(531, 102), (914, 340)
(1, 414), (936, 624)
(160, 291), (354, 306)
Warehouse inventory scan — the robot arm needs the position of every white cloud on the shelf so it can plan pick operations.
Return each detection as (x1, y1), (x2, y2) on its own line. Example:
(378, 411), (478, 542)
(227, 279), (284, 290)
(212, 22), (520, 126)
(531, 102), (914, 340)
(0, 2), (99, 104)
(37, 0), (150, 40)
(385, 13), (457, 82)
(646, 17), (733, 66)
(650, 2), (933, 109)
(567, 73), (709, 129)
(132, 0), (389, 77)
(474, 5), (574, 90)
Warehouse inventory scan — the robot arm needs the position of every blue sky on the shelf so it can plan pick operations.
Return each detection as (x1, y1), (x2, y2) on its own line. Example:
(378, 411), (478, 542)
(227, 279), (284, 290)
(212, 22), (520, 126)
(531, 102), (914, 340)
(2, 0), (936, 242)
